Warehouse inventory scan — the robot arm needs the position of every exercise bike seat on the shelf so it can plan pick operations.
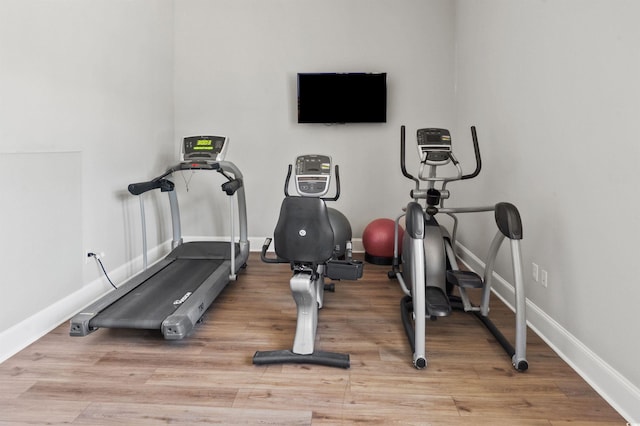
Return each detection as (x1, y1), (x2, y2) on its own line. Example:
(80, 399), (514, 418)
(425, 286), (452, 317)
(273, 196), (335, 264)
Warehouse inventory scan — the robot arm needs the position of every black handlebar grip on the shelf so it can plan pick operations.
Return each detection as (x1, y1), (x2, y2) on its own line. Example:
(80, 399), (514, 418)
(335, 164), (340, 200)
(284, 164), (293, 197)
(128, 179), (174, 195)
(400, 125), (419, 185)
(461, 125), (482, 180)
(326, 164), (341, 201)
(495, 202), (523, 240)
(260, 237), (285, 264)
(400, 125), (410, 179)
(221, 178), (242, 195)
(128, 181), (160, 195)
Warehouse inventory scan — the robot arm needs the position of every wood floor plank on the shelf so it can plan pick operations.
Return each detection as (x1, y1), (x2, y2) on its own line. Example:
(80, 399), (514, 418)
(21, 380), (239, 408)
(0, 377), (37, 398)
(0, 397), (89, 424)
(0, 253), (626, 424)
(453, 393), (620, 422)
(73, 401), (312, 425)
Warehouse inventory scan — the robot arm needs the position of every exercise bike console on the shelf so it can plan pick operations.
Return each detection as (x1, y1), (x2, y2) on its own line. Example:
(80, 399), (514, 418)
(294, 154), (332, 196)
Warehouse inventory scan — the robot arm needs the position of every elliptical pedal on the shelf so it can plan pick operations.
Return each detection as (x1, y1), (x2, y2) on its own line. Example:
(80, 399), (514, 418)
(446, 270), (484, 289)
(425, 286), (452, 317)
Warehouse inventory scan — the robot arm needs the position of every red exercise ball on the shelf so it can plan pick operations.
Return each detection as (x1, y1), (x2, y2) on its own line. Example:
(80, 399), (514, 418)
(362, 218), (404, 265)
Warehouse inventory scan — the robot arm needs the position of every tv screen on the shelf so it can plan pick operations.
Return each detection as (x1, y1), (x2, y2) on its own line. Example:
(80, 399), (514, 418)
(297, 73), (387, 123)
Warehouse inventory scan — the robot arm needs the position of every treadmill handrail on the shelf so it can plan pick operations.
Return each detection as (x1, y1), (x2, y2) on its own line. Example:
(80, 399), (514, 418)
(127, 160), (248, 247)
(128, 178), (174, 196)
(125, 159), (249, 267)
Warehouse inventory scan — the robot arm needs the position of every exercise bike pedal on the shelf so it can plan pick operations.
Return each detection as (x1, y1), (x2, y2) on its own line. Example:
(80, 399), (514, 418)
(446, 270), (484, 289)
(425, 286), (452, 317)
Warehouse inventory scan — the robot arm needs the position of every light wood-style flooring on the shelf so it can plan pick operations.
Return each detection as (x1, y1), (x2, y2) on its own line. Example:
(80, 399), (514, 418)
(0, 253), (626, 424)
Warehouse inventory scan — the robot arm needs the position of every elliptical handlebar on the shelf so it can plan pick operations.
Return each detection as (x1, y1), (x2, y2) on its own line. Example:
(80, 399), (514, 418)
(461, 126), (482, 180)
(400, 125), (420, 186)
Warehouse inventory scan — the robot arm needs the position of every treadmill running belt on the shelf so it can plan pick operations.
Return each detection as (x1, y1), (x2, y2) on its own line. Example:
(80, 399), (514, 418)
(90, 258), (224, 330)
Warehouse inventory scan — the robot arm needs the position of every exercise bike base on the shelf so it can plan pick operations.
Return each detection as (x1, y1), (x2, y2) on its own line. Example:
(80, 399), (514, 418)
(252, 349), (350, 369)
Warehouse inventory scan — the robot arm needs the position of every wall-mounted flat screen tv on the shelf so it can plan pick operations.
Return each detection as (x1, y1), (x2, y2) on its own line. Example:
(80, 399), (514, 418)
(297, 72), (387, 123)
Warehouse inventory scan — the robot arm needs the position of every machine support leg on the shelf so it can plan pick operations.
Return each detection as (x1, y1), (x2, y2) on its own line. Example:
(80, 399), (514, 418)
(290, 272), (318, 355)
(510, 239), (528, 371)
(411, 239), (427, 369)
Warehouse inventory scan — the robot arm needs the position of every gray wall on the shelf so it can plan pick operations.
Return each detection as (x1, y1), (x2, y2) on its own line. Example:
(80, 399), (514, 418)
(0, 1), (175, 336)
(173, 0), (456, 239)
(453, 0), (640, 421)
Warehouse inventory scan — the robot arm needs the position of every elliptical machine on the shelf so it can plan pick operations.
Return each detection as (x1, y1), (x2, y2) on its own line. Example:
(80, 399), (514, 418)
(253, 154), (363, 368)
(389, 126), (528, 372)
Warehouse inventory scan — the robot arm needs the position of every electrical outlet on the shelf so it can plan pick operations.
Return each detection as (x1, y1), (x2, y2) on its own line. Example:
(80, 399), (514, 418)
(532, 262), (539, 282)
(541, 269), (548, 288)
(85, 251), (105, 264)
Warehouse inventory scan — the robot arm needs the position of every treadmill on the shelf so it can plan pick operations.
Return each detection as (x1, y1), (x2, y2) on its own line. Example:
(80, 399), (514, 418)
(70, 135), (249, 339)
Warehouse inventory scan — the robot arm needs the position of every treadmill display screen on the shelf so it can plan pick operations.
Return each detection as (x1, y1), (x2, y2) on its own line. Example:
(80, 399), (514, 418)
(195, 139), (214, 150)
(183, 135), (228, 161)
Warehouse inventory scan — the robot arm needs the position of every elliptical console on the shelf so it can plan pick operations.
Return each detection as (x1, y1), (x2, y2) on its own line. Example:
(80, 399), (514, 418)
(417, 128), (452, 165)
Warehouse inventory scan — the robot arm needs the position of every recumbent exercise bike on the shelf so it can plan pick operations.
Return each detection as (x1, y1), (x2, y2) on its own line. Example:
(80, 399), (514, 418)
(389, 126), (528, 372)
(253, 154), (363, 368)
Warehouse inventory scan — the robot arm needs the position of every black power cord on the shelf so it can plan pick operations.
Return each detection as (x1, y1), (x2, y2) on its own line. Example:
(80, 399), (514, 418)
(87, 252), (117, 289)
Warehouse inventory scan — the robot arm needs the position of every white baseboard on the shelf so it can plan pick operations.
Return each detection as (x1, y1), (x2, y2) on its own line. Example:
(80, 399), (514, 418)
(456, 243), (640, 424)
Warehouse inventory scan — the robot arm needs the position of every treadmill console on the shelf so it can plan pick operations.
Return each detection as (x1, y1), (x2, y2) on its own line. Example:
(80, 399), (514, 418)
(417, 128), (451, 165)
(182, 135), (228, 162)
(294, 154), (332, 197)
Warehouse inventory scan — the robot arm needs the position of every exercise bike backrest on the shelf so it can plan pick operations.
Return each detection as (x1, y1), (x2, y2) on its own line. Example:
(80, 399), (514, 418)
(262, 155), (342, 266)
(400, 125), (482, 208)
